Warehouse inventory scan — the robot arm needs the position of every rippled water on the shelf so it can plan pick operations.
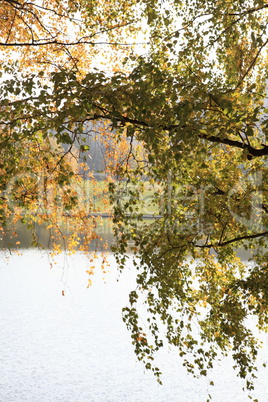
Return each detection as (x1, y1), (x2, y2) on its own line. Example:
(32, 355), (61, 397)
(0, 250), (267, 402)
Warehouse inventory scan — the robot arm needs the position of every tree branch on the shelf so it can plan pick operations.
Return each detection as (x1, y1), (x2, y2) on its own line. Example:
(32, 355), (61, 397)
(227, 4), (268, 16)
(0, 39), (142, 47)
(192, 231), (268, 249)
(199, 133), (268, 157)
(236, 38), (268, 89)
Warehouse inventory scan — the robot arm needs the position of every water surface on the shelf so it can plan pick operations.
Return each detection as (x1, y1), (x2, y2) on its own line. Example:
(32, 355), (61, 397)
(0, 250), (267, 401)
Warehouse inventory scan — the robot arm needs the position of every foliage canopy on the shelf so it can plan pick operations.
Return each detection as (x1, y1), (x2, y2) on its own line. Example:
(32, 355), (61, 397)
(1, 0), (268, 395)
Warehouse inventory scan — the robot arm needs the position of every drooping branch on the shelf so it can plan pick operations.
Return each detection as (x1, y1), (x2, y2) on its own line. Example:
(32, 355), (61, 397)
(74, 106), (268, 158)
(199, 133), (268, 158)
(192, 230), (268, 249)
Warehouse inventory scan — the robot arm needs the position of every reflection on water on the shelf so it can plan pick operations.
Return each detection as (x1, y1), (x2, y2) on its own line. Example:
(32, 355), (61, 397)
(0, 219), (255, 264)
(0, 250), (267, 402)
(0, 218), (114, 250)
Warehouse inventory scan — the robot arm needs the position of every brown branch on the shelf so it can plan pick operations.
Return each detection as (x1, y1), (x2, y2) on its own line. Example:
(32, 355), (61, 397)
(236, 38), (268, 88)
(86, 20), (138, 39)
(74, 102), (268, 158)
(19, 1), (74, 21)
(209, 16), (241, 46)
(0, 39), (142, 47)
(192, 231), (268, 249)
(209, 5), (268, 46)
(21, 6), (58, 38)
(198, 133), (268, 157)
(4, 0), (21, 5)
(227, 4), (268, 16)
(5, 7), (17, 44)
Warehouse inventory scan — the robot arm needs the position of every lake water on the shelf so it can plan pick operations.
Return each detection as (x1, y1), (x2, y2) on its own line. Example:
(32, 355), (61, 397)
(0, 250), (267, 402)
